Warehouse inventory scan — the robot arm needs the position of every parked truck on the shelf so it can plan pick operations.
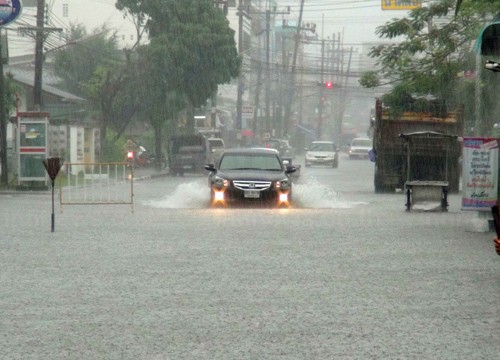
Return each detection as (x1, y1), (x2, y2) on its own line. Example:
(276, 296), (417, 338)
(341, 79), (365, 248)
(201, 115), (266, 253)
(167, 134), (218, 176)
(371, 98), (464, 193)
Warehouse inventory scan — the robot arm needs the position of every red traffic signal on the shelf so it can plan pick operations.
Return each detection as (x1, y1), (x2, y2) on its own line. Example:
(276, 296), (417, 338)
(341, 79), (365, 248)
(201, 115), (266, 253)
(325, 81), (333, 90)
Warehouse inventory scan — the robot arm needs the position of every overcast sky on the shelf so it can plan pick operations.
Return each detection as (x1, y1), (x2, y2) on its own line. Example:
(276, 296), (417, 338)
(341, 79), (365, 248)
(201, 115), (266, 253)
(279, 0), (415, 46)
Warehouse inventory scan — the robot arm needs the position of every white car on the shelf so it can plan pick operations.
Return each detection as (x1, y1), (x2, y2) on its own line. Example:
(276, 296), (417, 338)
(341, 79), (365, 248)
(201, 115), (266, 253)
(349, 137), (372, 159)
(304, 141), (339, 168)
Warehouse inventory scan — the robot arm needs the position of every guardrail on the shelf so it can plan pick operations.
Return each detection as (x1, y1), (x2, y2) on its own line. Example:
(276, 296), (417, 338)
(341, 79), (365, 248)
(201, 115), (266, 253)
(58, 162), (134, 212)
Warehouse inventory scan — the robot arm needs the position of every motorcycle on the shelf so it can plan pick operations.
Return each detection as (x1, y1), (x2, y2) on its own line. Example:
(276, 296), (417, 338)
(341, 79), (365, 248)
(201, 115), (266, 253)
(136, 148), (167, 169)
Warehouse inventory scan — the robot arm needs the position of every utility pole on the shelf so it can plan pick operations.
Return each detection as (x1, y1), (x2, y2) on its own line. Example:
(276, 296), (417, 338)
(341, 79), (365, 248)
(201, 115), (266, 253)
(282, 0), (305, 136)
(33, 0), (45, 109)
(20, 0), (62, 109)
(318, 37), (325, 140)
(248, 5), (289, 137)
(236, 0), (249, 131)
(265, 9), (271, 133)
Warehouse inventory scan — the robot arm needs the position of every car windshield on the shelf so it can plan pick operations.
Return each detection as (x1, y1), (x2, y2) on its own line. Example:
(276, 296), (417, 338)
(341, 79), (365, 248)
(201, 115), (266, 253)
(309, 143), (335, 151)
(219, 153), (282, 170)
(352, 139), (372, 147)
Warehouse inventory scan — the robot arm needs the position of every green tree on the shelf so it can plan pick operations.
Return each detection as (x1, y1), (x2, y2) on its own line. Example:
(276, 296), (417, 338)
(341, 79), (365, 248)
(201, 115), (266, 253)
(115, 0), (240, 166)
(53, 24), (123, 97)
(360, 0), (500, 134)
(53, 24), (147, 155)
(116, 0), (240, 121)
(0, 73), (22, 186)
(133, 42), (187, 167)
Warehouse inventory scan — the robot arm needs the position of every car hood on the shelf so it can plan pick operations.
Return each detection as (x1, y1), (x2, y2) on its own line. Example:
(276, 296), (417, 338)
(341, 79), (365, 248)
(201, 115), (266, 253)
(215, 169), (288, 181)
(306, 151), (336, 157)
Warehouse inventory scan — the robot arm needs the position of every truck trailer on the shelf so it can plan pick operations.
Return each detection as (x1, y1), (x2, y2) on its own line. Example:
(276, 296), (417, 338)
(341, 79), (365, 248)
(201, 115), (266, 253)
(371, 98), (464, 193)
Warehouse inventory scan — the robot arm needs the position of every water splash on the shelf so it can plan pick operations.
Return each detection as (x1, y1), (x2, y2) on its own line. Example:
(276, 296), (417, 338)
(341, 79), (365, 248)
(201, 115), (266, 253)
(143, 176), (368, 209)
(144, 180), (209, 208)
(292, 176), (368, 209)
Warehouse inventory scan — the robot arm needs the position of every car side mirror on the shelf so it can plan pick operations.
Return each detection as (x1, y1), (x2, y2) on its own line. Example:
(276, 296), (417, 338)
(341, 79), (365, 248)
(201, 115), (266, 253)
(204, 164), (216, 172)
(286, 166), (297, 174)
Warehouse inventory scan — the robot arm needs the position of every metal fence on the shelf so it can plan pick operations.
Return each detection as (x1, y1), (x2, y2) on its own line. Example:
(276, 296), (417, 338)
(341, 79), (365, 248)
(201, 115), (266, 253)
(58, 162), (134, 212)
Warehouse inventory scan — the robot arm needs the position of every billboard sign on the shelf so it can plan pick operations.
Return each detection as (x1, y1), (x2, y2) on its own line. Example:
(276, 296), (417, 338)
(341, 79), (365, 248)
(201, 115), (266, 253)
(461, 137), (499, 211)
(17, 112), (49, 184)
(0, 0), (22, 26)
(382, 0), (421, 11)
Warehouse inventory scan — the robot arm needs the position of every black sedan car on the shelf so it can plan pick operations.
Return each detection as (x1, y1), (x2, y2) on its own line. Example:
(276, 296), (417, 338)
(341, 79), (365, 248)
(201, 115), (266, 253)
(204, 148), (296, 207)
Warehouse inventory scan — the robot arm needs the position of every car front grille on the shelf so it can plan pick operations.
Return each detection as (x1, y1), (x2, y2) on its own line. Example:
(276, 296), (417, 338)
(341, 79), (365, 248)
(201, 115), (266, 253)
(233, 180), (272, 191)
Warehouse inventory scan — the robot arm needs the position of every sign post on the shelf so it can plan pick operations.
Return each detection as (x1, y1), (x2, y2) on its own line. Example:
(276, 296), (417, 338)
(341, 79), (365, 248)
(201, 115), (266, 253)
(42, 157), (63, 232)
(461, 138), (499, 211)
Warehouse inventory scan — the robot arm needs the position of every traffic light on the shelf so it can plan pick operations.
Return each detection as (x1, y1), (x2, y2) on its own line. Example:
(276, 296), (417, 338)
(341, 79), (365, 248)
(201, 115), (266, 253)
(324, 81), (333, 90)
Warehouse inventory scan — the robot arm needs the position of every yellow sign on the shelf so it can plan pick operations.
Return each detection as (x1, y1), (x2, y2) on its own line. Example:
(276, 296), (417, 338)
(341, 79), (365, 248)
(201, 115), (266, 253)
(381, 0), (421, 10)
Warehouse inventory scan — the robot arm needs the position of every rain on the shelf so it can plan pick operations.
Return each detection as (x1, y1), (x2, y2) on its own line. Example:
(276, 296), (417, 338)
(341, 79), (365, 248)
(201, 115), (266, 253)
(1, 1), (500, 359)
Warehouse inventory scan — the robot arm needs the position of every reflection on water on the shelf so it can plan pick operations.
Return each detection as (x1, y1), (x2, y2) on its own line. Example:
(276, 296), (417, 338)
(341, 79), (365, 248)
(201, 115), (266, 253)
(143, 176), (368, 209)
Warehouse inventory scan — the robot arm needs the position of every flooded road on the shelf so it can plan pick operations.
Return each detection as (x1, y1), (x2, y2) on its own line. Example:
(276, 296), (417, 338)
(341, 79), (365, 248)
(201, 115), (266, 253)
(1, 153), (498, 359)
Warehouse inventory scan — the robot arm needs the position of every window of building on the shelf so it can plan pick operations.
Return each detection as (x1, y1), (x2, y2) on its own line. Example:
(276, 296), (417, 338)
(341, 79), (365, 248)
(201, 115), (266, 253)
(62, 4), (68, 18)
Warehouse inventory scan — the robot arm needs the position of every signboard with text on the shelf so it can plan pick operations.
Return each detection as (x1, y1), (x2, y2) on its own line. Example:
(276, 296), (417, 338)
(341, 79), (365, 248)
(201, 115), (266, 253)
(17, 112), (49, 185)
(381, 0), (421, 11)
(461, 137), (499, 211)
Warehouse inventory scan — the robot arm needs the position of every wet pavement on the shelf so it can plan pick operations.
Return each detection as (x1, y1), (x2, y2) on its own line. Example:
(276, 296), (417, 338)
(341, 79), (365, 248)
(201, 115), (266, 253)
(1, 158), (499, 359)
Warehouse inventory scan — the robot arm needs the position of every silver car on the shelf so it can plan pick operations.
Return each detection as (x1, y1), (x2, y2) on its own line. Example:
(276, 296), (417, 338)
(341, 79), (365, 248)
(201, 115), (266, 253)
(348, 137), (372, 159)
(304, 141), (339, 168)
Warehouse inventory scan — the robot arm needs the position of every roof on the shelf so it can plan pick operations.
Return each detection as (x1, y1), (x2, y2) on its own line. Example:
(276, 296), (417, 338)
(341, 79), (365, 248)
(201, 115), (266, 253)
(9, 71), (87, 103)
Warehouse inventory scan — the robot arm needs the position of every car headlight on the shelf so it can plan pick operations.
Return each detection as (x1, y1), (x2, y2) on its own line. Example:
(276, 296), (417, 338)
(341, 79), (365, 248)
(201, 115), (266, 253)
(275, 178), (291, 190)
(213, 176), (229, 188)
(305, 153), (313, 159)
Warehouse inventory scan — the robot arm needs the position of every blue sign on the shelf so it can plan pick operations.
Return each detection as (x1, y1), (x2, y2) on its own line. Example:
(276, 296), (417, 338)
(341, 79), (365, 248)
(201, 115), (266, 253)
(0, 0), (22, 27)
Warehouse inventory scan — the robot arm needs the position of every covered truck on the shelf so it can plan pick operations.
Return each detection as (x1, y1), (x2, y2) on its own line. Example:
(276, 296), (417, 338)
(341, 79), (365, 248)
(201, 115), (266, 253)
(167, 134), (217, 176)
(371, 98), (464, 193)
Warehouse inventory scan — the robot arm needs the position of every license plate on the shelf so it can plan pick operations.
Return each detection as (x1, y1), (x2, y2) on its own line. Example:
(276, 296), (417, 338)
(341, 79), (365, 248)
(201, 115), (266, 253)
(244, 190), (260, 198)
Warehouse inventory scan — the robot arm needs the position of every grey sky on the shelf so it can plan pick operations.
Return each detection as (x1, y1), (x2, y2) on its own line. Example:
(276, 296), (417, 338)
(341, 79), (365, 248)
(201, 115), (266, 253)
(279, 0), (414, 45)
